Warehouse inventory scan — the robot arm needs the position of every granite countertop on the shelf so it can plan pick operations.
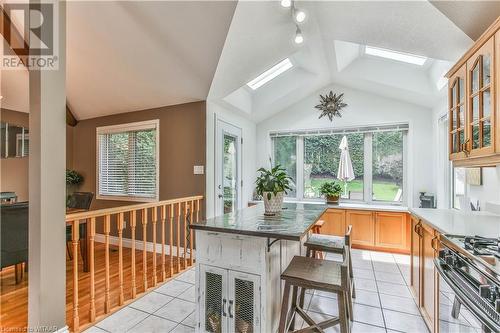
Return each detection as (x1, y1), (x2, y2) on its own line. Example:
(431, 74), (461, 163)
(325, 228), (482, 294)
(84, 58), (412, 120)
(189, 203), (326, 241)
(410, 208), (500, 237)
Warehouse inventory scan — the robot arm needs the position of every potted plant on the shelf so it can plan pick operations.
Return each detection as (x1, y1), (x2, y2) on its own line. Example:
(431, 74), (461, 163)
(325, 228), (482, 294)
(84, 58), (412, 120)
(320, 181), (343, 204)
(66, 169), (84, 205)
(255, 163), (292, 215)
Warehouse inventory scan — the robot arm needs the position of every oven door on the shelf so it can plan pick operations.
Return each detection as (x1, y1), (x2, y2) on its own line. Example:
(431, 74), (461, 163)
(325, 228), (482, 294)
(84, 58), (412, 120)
(435, 259), (484, 332)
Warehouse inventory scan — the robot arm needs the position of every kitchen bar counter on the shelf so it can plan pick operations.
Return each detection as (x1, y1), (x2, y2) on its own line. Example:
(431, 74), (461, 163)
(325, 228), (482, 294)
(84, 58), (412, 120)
(190, 202), (326, 240)
(410, 207), (500, 236)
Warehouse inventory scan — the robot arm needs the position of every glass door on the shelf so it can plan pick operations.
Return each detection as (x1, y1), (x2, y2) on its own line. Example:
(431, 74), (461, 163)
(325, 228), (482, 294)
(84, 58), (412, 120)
(215, 119), (242, 216)
(467, 38), (494, 156)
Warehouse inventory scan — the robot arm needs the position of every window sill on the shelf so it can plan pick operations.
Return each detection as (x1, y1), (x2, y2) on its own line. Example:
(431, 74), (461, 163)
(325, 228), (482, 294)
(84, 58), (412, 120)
(96, 195), (159, 203)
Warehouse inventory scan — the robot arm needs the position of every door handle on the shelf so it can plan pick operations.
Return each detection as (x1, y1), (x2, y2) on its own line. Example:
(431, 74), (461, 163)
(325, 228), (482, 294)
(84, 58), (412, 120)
(218, 194), (223, 198)
(222, 298), (227, 317)
(228, 300), (234, 318)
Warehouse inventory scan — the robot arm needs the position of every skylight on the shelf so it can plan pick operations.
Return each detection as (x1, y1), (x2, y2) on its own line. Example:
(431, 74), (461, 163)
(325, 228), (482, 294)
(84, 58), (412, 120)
(365, 46), (427, 66)
(247, 58), (293, 90)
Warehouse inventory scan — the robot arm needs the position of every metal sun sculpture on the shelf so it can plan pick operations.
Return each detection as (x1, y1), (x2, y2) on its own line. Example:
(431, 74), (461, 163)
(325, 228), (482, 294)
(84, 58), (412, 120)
(315, 91), (347, 121)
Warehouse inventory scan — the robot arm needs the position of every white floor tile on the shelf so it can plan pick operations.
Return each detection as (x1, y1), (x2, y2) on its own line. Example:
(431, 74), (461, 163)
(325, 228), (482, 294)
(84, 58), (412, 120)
(154, 298), (195, 323)
(170, 324), (195, 333)
(374, 270), (406, 285)
(384, 309), (429, 333)
(372, 261), (400, 274)
(379, 293), (420, 315)
(128, 315), (178, 333)
(129, 292), (173, 314)
(175, 269), (196, 284)
(351, 321), (386, 333)
(353, 268), (375, 280)
(181, 312), (196, 328)
(155, 280), (192, 297)
(352, 303), (385, 327)
(83, 327), (108, 333)
(96, 307), (149, 333)
(353, 290), (380, 308)
(354, 278), (377, 292)
(308, 295), (339, 316)
(177, 285), (196, 302)
(376, 281), (412, 298)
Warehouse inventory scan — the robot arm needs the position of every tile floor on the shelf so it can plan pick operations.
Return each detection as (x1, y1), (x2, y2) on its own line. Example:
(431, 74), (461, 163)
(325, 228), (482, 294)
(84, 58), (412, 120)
(85, 249), (430, 333)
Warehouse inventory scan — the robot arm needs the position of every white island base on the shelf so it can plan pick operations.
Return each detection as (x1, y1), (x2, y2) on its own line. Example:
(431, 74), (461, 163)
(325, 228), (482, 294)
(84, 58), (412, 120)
(194, 230), (306, 333)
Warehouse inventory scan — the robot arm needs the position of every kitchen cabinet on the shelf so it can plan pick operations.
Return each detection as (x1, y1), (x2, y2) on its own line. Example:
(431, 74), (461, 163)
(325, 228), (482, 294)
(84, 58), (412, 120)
(199, 264), (261, 333)
(420, 223), (439, 332)
(374, 212), (408, 251)
(320, 209), (346, 236)
(346, 210), (374, 247)
(409, 216), (440, 333)
(447, 18), (500, 166)
(410, 215), (421, 304)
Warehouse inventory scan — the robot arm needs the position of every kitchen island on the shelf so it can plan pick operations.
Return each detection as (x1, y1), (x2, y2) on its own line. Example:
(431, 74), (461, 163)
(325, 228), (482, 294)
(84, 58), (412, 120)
(189, 203), (326, 333)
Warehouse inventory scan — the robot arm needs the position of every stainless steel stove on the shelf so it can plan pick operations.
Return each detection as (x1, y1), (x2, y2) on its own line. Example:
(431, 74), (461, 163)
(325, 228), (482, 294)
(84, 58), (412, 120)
(436, 234), (500, 333)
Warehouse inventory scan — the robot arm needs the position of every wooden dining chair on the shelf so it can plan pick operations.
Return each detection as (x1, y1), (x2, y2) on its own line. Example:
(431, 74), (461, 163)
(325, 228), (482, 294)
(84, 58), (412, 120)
(66, 192), (94, 260)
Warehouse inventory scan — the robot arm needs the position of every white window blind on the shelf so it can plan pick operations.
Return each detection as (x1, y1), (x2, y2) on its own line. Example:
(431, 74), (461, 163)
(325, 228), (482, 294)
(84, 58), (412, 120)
(97, 120), (159, 200)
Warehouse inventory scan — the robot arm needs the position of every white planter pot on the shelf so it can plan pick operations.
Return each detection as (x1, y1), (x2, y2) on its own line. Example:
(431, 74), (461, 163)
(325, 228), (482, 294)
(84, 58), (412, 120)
(263, 191), (284, 215)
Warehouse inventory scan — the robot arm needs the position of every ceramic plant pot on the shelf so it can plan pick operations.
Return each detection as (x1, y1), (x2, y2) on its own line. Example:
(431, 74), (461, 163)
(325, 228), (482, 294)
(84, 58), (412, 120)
(263, 191), (284, 215)
(326, 194), (340, 204)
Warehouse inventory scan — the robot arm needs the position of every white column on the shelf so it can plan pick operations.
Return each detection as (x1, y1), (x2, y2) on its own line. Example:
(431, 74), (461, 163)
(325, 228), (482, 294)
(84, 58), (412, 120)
(28, 0), (67, 331)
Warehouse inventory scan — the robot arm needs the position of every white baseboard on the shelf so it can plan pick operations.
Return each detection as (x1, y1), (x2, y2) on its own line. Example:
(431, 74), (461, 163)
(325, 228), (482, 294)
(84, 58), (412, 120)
(94, 234), (195, 258)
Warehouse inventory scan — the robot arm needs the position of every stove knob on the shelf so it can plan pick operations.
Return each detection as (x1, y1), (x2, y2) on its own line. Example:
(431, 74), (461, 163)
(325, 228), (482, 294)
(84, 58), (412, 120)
(479, 285), (491, 299)
(445, 255), (456, 266)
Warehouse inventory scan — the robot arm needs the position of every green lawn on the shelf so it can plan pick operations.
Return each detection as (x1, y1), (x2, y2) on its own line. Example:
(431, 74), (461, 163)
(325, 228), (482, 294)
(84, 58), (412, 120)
(306, 178), (401, 202)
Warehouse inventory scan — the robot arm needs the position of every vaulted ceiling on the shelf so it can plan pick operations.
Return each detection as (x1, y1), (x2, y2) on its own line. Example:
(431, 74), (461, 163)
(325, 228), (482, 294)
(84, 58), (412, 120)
(1, 1), (498, 122)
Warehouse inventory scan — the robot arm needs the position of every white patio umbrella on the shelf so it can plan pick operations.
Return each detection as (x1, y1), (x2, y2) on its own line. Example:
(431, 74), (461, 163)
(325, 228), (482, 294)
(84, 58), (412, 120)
(337, 136), (355, 197)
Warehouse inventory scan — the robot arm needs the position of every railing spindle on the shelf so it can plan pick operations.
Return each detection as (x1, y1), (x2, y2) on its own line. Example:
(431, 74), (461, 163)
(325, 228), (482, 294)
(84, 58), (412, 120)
(118, 212), (125, 305)
(142, 208), (148, 291)
(152, 207), (158, 286)
(130, 210), (137, 298)
(161, 205), (166, 281)
(89, 217), (96, 322)
(183, 202), (188, 269)
(104, 215), (111, 313)
(176, 202), (181, 273)
(71, 220), (80, 332)
(189, 200), (194, 266)
(169, 204), (174, 277)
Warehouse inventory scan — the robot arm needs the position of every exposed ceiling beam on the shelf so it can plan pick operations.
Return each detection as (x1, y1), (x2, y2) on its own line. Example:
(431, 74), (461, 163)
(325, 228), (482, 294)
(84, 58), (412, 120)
(66, 105), (78, 127)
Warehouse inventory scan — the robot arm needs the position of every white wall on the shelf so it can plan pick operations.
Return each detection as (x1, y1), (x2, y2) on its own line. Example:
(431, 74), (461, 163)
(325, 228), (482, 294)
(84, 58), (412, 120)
(206, 101), (257, 218)
(467, 166), (500, 210)
(256, 84), (435, 208)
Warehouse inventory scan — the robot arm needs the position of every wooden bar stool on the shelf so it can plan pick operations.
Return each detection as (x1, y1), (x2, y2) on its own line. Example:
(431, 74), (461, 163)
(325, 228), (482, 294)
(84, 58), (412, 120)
(278, 249), (352, 333)
(301, 225), (355, 319)
(310, 220), (325, 259)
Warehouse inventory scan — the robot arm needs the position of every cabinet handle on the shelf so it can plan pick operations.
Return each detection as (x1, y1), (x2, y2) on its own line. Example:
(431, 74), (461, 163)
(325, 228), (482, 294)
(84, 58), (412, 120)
(228, 300), (234, 318)
(222, 298), (227, 317)
(414, 223), (423, 238)
(461, 138), (470, 157)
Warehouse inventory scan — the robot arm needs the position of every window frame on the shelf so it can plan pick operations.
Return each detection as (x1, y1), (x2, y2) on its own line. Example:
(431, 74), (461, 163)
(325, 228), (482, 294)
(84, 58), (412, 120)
(96, 119), (160, 202)
(270, 124), (408, 206)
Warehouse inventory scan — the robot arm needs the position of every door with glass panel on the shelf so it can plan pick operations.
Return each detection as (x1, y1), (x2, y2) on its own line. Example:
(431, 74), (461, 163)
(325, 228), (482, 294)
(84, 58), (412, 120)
(466, 37), (495, 157)
(448, 65), (467, 160)
(216, 119), (242, 216)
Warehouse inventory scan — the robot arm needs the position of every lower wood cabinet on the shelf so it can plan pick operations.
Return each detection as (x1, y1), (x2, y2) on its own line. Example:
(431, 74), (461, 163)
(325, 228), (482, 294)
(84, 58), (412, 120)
(409, 215), (440, 333)
(199, 264), (261, 333)
(345, 210), (374, 247)
(321, 209), (346, 236)
(319, 208), (409, 253)
(374, 212), (408, 251)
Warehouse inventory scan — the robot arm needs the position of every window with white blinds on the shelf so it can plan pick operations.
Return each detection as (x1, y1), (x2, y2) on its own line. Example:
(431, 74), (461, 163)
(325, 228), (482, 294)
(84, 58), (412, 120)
(97, 120), (159, 201)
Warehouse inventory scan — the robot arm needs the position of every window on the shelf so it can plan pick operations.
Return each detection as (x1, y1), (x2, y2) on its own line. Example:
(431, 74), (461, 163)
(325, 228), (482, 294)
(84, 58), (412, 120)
(372, 131), (403, 202)
(365, 46), (427, 66)
(273, 136), (297, 197)
(246, 58), (293, 90)
(271, 125), (407, 204)
(303, 133), (364, 199)
(97, 120), (159, 201)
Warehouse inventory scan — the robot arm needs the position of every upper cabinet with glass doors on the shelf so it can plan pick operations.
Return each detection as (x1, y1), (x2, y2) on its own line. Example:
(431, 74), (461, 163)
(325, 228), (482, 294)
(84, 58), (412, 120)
(447, 17), (500, 166)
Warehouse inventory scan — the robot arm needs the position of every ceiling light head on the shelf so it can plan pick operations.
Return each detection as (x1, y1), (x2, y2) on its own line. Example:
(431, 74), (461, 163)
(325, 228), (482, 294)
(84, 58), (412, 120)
(280, 0), (291, 8)
(294, 26), (303, 44)
(293, 7), (306, 23)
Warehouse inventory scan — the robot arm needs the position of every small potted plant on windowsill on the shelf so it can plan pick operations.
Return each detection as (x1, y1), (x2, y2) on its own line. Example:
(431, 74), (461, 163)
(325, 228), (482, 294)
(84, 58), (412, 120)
(320, 181), (343, 204)
(255, 162), (292, 216)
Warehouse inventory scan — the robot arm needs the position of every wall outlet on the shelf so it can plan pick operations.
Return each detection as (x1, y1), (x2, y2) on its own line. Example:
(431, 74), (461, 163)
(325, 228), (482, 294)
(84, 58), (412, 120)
(194, 165), (204, 175)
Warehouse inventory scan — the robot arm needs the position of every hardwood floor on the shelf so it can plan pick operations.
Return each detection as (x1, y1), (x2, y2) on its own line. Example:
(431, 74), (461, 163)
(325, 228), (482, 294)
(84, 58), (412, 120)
(0, 242), (190, 331)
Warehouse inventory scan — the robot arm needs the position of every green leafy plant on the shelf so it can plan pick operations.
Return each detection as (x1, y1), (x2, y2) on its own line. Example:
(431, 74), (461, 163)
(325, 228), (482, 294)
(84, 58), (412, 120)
(319, 181), (343, 197)
(255, 162), (292, 200)
(66, 169), (84, 185)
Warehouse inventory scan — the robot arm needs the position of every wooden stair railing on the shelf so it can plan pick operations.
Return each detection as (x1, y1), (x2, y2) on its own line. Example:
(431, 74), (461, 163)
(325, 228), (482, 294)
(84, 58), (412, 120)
(65, 195), (203, 332)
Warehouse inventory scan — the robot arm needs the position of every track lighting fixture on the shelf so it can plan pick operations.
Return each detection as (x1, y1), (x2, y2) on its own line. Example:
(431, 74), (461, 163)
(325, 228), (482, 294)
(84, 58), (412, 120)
(280, 0), (291, 8)
(294, 26), (303, 44)
(293, 7), (306, 23)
